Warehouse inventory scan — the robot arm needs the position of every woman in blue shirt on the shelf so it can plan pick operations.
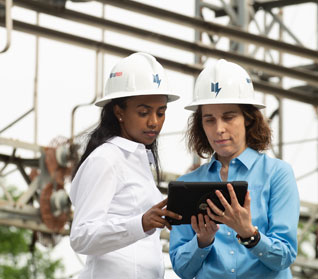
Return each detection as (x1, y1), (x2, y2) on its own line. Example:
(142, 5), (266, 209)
(169, 59), (300, 279)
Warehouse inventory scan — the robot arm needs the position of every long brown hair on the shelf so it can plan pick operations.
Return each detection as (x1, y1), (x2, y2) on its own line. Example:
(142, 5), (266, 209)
(72, 97), (161, 186)
(186, 104), (271, 158)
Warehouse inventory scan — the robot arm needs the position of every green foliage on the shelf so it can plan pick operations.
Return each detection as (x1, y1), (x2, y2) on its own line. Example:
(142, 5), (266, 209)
(0, 184), (65, 279)
(0, 226), (30, 255)
(0, 225), (65, 279)
(297, 221), (317, 258)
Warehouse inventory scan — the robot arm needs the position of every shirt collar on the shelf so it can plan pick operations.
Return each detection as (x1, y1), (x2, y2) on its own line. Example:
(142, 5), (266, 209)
(108, 136), (143, 153)
(209, 147), (259, 170)
(108, 136), (155, 165)
(236, 147), (259, 169)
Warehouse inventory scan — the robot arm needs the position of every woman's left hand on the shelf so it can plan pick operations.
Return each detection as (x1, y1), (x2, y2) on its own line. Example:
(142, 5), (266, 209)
(206, 183), (255, 238)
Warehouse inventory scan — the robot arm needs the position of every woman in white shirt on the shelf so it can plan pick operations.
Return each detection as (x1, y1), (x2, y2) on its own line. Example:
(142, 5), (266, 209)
(69, 52), (182, 279)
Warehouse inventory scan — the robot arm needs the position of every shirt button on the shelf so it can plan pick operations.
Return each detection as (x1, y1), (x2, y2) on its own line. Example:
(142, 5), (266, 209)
(232, 160), (235, 164)
(230, 251), (234, 255)
(227, 232), (231, 236)
(259, 252), (263, 256)
(201, 255), (205, 258)
(231, 269), (235, 273)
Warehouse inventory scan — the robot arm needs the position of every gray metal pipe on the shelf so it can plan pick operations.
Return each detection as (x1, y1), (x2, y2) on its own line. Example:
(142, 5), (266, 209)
(0, 18), (317, 104)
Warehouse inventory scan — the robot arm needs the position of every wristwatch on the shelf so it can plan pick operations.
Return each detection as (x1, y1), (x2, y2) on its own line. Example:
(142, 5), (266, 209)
(236, 226), (260, 248)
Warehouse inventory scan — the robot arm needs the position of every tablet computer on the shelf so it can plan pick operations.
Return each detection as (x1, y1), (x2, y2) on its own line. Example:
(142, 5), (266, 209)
(166, 181), (248, 225)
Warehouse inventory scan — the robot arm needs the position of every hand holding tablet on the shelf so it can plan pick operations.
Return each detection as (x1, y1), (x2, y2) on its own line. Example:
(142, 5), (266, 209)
(166, 181), (248, 225)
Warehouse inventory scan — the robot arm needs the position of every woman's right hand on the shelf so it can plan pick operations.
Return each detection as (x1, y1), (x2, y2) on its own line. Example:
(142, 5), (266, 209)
(142, 198), (182, 232)
(191, 214), (219, 248)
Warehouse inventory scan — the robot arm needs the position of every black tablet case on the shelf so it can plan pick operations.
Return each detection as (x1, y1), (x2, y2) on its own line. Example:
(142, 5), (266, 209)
(166, 181), (248, 225)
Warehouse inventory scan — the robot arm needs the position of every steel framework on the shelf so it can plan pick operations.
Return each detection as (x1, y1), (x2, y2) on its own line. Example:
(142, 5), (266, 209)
(0, 0), (318, 277)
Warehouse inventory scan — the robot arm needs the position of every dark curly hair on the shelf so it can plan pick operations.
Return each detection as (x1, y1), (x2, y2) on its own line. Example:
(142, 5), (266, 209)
(72, 97), (161, 185)
(186, 104), (271, 158)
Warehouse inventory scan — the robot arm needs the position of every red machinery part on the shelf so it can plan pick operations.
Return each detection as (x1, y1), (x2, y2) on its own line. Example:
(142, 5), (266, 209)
(40, 182), (69, 232)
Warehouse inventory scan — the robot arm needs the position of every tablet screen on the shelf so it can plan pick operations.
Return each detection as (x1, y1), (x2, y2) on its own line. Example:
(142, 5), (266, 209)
(166, 181), (248, 225)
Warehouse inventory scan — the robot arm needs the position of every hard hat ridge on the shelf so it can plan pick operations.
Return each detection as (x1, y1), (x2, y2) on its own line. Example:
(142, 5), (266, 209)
(185, 59), (265, 111)
(95, 52), (180, 107)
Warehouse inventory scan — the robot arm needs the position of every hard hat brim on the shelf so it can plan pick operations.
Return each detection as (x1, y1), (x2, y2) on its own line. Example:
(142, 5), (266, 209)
(184, 98), (266, 111)
(95, 90), (180, 107)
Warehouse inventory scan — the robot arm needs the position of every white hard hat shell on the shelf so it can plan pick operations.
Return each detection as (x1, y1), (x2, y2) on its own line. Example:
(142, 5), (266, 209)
(185, 59), (265, 111)
(95, 52), (180, 107)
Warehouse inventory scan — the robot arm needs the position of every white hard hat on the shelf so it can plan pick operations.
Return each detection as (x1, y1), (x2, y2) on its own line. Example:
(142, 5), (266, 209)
(95, 52), (180, 107)
(185, 59), (265, 111)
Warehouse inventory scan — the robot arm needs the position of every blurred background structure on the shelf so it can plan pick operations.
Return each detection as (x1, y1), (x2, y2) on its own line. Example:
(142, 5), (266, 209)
(0, 0), (318, 278)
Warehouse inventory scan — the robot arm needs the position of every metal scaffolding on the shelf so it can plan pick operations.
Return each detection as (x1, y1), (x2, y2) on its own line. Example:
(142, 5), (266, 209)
(0, 0), (318, 277)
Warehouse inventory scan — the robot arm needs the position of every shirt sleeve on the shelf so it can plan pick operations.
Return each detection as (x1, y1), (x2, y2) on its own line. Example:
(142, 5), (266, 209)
(169, 224), (213, 279)
(249, 161), (299, 271)
(69, 156), (153, 256)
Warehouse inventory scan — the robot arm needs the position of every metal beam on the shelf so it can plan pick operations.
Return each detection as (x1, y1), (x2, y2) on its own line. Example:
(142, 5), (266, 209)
(0, 18), (318, 105)
(1, 5), (318, 87)
(0, 153), (39, 168)
(267, 9), (303, 46)
(93, 0), (318, 62)
(212, 0), (316, 17)
(254, 0), (317, 11)
(16, 162), (31, 184)
(0, 0), (12, 54)
(5, 0), (317, 62)
(0, 218), (70, 235)
(0, 107), (34, 134)
(0, 137), (41, 152)
(254, 80), (318, 105)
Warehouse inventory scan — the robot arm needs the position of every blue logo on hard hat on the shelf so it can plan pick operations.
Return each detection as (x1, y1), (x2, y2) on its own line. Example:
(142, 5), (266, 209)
(246, 78), (252, 83)
(153, 74), (161, 87)
(211, 82), (221, 97)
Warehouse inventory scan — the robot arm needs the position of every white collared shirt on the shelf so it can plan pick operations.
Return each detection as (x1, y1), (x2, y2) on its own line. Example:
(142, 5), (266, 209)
(70, 136), (164, 279)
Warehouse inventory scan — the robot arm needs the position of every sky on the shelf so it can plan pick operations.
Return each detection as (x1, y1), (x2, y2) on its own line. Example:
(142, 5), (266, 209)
(0, 0), (318, 277)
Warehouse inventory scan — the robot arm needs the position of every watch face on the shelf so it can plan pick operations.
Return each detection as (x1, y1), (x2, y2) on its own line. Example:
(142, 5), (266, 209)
(236, 227), (260, 248)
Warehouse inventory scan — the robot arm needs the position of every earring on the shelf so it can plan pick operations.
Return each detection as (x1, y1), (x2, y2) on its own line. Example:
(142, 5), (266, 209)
(119, 118), (122, 122)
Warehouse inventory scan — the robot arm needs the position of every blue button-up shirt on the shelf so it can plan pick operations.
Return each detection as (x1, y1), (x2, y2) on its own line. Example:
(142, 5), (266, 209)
(169, 148), (299, 279)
